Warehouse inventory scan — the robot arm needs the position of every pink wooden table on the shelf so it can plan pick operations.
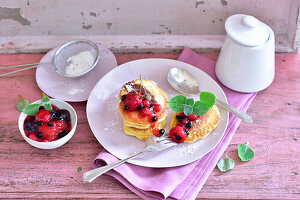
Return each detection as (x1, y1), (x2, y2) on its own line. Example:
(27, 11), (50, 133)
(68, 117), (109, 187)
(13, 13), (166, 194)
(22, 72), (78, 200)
(0, 52), (299, 199)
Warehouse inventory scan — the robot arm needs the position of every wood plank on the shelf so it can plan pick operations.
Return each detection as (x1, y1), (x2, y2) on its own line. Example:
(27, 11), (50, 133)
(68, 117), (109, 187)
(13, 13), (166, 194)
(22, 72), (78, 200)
(0, 52), (299, 199)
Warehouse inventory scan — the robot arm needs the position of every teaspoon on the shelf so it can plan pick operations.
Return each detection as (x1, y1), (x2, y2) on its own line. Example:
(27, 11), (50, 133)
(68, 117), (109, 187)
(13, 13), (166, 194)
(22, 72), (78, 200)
(167, 67), (253, 123)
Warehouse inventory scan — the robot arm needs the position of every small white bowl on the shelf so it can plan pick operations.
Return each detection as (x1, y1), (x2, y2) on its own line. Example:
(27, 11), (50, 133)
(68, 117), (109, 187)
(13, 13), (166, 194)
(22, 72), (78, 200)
(18, 99), (77, 149)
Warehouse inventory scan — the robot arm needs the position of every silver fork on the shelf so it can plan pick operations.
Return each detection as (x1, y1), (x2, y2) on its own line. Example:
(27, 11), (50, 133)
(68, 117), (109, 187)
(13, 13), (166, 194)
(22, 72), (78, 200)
(82, 136), (176, 183)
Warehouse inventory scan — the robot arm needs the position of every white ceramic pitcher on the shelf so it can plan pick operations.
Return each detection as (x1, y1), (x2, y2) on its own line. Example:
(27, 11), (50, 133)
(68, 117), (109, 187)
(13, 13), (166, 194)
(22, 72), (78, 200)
(215, 14), (275, 93)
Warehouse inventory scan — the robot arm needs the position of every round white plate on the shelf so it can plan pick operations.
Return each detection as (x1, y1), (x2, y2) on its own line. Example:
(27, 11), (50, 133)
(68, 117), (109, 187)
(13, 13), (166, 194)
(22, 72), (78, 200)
(87, 58), (228, 168)
(36, 45), (117, 102)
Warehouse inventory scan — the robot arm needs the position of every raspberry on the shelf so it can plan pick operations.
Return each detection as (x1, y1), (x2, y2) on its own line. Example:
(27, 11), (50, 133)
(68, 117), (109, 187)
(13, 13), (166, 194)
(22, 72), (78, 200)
(153, 104), (162, 112)
(187, 113), (199, 121)
(124, 93), (143, 111)
(140, 107), (151, 117)
(169, 126), (187, 143)
(35, 109), (52, 122)
(152, 128), (160, 137)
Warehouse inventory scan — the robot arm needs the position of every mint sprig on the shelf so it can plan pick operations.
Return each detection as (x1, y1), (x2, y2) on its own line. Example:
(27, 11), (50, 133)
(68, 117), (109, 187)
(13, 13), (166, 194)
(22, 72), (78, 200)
(238, 142), (254, 161)
(17, 94), (52, 116)
(168, 92), (216, 116)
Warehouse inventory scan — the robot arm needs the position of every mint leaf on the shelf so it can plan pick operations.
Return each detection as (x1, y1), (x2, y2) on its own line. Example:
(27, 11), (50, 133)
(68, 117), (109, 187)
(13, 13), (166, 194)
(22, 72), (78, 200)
(185, 98), (194, 106)
(16, 95), (30, 112)
(44, 103), (52, 111)
(200, 92), (216, 108)
(217, 154), (235, 172)
(23, 104), (40, 116)
(77, 167), (82, 172)
(184, 105), (193, 116)
(238, 142), (254, 161)
(169, 95), (187, 113)
(193, 101), (209, 116)
(41, 95), (50, 103)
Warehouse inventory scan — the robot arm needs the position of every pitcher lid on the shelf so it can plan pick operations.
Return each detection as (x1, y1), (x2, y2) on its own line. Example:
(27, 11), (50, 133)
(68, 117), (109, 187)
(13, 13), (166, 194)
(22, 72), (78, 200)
(225, 14), (270, 47)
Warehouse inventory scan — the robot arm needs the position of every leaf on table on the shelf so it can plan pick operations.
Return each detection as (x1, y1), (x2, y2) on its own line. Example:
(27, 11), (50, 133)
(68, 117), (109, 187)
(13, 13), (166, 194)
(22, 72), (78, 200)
(238, 142), (254, 161)
(16, 95), (30, 112)
(77, 167), (82, 172)
(217, 154), (235, 172)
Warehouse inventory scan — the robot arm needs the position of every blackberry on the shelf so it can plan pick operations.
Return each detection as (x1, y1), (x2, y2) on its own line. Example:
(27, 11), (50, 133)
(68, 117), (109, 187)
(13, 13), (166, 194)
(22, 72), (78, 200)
(185, 130), (189, 136)
(59, 131), (68, 139)
(36, 132), (43, 139)
(186, 122), (192, 129)
(137, 104), (144, 110)
(47, 122), (54, 127)
(152, 116), (157, 122)
(55, 109), (70, 122)
(159, 129), (165, 136)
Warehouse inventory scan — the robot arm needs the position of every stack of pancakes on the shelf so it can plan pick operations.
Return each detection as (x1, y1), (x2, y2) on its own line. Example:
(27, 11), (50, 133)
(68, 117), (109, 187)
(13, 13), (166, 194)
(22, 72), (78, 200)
(170, 105), (221, 143)
(118, 79), (169, 140)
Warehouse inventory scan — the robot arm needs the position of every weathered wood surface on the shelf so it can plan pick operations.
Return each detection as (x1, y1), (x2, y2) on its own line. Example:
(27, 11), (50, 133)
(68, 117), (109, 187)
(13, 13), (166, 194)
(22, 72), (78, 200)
(0, 52), (299, 199)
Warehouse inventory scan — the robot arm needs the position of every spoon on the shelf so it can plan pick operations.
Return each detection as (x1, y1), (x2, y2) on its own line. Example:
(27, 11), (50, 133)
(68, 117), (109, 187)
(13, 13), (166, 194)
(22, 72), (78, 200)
(167, 67), (253, 123)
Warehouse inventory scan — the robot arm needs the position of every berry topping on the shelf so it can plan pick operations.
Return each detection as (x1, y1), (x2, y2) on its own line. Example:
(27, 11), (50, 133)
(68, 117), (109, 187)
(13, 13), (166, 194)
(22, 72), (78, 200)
(140, 107), (151, 117)
(152, 116), (157, 122)
(169, 126), (187, 143)
(35, 132), (43, 139)
(186, 122), (193, 129)
(187, 113), (199, 121)
(38, 120), (67, 141)
(143, 99), (151, 107)
(124, 93), (143, 111)
(185, 130), (189, 136)
(39, 106), (45, 110)
(47, 122), (54, 127)
(153, 104), (162, 112)
(35, 109), (52, 122)
(121, 94), (127, 101)
(41, 138), (49, 142)
(137, 104), (144, 110)
(152, 128), (160, 137)
(159, 129), (165, 136)
(124, 105), (129, 110)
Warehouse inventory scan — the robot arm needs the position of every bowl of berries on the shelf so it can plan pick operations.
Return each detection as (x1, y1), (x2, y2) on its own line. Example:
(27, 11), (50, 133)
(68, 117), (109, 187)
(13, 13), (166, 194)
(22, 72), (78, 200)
(18, 96), (77, 149)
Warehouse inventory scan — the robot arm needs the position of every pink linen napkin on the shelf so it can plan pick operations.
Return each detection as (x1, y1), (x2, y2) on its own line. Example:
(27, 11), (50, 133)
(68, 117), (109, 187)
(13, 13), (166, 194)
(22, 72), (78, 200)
(92, 47), (257, 200)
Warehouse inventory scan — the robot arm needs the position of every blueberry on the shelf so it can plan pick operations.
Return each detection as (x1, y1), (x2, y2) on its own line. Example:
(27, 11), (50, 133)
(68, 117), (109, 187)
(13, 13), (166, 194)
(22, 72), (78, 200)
(36, 132), (43, 139)
(152, 116), (157, 122)
(24, 125), (31, 131)
(124, 105), (129, 110)
(55, 109), (70, 122)
(159, 129), (165, 136)
(137, 104), (144, 110)
(121, 95), (127, 101)
(50, 111), (56, 119)
(35, 122), (42, 127)
(186, 122), (192, 129)
(32, 126), (38, 132)
(58, 131), (68, 139)
(149, 104), (153, 108)
(39, 106), (45, 111)
(175, 135), (182, 141)
(47, 122), (54, 127)
(185, 130), (189, 136)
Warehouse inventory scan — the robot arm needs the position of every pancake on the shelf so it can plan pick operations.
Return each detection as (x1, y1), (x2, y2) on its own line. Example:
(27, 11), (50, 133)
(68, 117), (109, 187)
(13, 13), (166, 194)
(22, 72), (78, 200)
(118, 79), (169, 139)
(170, 105), (221, 143)
(124, 119), (167, 140)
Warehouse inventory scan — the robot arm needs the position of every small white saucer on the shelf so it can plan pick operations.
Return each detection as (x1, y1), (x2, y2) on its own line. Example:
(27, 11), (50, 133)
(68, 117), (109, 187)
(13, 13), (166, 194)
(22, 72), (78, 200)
(36, 44), (117, 102)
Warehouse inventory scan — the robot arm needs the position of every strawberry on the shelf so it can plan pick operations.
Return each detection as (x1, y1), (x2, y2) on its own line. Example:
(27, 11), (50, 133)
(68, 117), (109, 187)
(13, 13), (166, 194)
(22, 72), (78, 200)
(153, 104), (162, 112)
(169, 126), (187, 143)
(187, 113), (199, 121)
(38, 120), (67, 141)
(35, 109), (52, 122)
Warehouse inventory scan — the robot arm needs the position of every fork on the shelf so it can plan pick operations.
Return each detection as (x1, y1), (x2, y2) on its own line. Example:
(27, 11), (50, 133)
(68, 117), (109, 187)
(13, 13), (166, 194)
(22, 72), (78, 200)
(82, 136), (176, 183)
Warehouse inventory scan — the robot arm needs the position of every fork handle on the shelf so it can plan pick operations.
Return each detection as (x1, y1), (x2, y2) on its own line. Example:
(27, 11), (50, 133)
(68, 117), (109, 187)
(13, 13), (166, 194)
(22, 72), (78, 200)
(82, 150), (146, 183)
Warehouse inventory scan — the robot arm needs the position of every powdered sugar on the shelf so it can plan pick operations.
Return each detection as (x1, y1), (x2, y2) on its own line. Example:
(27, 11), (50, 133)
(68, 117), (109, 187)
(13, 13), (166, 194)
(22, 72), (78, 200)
(65, 51), (94, 76)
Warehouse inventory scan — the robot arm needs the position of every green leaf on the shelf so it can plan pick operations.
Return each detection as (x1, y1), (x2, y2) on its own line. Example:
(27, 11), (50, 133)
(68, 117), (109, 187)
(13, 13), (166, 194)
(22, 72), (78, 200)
(200, 92), (216, 108)
(169, 95), (187, 113)
(185, 98), (194, 106)
(77, 167), (82, 172)
(41, 95), (50, 103)
(238, 142), (254, 161)
(16, 95), (30, 112)
(217, 154), (235, 172)
(23, 104), (40, 116)
(183, 105), (193, 116)
(44, 103), (52, 111)
(193, 101), (209, 116)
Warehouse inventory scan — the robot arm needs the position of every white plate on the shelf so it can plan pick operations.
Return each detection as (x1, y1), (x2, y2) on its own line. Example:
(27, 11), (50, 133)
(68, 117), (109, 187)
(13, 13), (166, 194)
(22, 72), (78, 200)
(87, 58), (228, 168)
(36, 45), (117, 102)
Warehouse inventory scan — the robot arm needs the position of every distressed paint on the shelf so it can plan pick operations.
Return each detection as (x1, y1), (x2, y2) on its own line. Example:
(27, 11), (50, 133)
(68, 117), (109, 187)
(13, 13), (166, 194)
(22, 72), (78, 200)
(0, 0), (299, 52)
(0, 53), (299, 199)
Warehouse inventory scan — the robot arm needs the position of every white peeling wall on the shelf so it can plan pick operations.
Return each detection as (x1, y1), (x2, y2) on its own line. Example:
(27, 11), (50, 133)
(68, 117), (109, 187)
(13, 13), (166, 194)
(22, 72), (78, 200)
(0, 0), (299, 52)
